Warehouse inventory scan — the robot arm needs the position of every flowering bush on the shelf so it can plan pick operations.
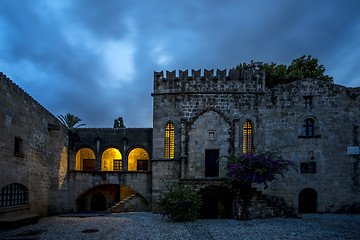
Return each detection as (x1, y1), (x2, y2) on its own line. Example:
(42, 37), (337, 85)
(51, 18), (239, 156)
(157, 184), (203, 222)
(224, 152), (295, 189)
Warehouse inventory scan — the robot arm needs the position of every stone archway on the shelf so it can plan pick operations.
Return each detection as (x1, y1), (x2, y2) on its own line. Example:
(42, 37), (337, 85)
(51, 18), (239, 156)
(76, 184), (149, 213)
(298, 188), (317, 213)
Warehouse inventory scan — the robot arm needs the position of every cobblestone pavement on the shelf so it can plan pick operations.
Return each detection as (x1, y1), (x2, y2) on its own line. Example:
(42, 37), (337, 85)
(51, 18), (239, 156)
(0, 212), (359, 240)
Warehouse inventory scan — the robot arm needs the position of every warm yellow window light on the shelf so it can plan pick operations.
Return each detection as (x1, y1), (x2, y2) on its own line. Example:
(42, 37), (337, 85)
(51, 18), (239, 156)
(243, 121), (254, 154)
(165, 123), (174, 158)
(75, 148), (95, 170)
(128, 148), (149, 171)
(101, 148), (122, 171)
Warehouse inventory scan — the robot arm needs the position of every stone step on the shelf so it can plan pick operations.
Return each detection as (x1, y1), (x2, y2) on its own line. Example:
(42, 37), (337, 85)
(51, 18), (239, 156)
(105, 194), (138, 213)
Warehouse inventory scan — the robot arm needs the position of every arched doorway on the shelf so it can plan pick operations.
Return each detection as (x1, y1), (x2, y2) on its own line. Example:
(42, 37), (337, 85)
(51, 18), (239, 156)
(90, 192), (106, 211)
(298, 188), (317, 213)
(76, 184), (149, 212)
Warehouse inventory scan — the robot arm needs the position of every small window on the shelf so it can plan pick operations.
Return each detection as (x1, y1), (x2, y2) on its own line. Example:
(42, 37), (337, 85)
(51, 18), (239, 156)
(300, 162), (316, 174)
(14, 137), (24, 157)
(303, 119), (314, 136)
(303, 96), (312, 107)
(208, 131), (216, 140)
(165, 123), (174, 158)
(0, 183), (29, 207)
(113, 160), (122, 171)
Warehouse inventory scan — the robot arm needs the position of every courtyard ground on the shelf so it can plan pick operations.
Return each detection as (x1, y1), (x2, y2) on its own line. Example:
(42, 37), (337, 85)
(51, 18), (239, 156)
(0, 212), (359, 240)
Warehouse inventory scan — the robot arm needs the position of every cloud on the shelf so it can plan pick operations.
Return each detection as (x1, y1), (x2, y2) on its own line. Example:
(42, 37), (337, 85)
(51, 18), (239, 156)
(101, 40), (135, 88)
(0, 0), (359, 127)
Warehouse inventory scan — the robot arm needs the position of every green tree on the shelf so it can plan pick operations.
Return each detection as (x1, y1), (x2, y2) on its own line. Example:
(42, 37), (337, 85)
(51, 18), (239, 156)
(235, 55), (333, 88)
(58, 113), (86, 129)
(113, 117), (126, 129)
(157, 184), (203, 222)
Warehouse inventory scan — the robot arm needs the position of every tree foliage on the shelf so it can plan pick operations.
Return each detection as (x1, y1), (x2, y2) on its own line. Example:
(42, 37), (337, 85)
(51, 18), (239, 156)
(58, 113), (86, 129)
(157, 184), (203, 222)
(223, 152), (295, 189)
(235, 55), (333, 88)
(223, 152), (295, 220)
(113, 117), (126, 129)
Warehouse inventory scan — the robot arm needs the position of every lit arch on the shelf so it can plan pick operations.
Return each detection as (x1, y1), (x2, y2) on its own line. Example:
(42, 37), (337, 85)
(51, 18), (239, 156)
(128, 148), (149, 171)
(165, 122), (174, 158)
(75, 148), (95, 171)
(243, 121), (254, 154)
(101, 148), (122, 171)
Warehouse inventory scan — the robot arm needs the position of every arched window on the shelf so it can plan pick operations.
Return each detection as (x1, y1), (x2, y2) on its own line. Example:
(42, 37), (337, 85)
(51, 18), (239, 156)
(0, 183), (28, 207)
(243, 121), (254, 154)
(303, 118), (314, 136)
(75, 148), (96, 171)
(101, 148), (122, 171)
(128, 148), (149, 171)
(165, 123), (174, 158)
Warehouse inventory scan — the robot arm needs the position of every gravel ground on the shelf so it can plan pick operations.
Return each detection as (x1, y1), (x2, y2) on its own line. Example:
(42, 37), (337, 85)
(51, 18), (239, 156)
(0, 212), (359, 240)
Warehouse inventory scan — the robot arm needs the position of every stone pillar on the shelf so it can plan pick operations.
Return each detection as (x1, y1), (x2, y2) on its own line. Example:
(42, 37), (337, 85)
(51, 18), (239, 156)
(180, 118), (187, 178)
(123, 137), (128, 171)
(96, 137), (101, 171)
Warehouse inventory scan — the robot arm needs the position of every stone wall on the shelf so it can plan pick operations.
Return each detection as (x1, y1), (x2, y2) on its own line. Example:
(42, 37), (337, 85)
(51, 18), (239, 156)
(257, 79), (360, 213)
(0, 72), (68, 219)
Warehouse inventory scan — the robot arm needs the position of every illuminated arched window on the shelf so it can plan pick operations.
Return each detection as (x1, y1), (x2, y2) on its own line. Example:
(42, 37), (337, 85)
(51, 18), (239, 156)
(75, 148), (96, 171)
(303, 118), (314, 136)
(0, 183), (28, 207)
(165, 123), (174, 158)
(102, 148), (122, 171)
(243, 121), (254, 154)
(128, 148), (149, 171)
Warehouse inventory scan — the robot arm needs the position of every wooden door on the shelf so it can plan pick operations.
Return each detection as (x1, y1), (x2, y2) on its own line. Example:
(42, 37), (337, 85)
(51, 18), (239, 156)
(205, 150), (219, 177)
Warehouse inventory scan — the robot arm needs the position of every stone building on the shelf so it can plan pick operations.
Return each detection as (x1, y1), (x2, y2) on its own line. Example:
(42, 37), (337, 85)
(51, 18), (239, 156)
(0, 67), (359, 225)
(0, 72), (68, 225)
(151, 69), (360, 217)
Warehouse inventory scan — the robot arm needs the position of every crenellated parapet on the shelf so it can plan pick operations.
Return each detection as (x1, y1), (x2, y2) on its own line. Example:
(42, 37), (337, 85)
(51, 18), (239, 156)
(153, 68), (265, 95)
(0, 72), (56, 119)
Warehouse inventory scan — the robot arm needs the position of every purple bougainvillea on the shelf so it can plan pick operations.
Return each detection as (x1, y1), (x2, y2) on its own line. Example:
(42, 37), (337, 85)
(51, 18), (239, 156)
(224, 152), (295, 189)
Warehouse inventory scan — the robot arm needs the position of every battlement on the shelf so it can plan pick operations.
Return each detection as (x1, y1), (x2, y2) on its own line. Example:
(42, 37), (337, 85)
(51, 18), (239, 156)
(153, 68), (265, 95)
(0, 72), (58, 121)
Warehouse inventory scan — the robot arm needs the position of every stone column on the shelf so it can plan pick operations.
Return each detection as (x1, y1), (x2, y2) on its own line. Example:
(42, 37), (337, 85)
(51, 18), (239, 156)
(96, 137), (101, 171)
(122, 137), (128, 171)
(180, 118), (187, 178)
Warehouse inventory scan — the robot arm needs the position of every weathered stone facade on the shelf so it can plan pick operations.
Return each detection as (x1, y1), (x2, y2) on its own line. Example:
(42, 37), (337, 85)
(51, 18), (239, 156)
(152, 69), (360, 216)
(0, 72), (68, 223)
(1, 67), (359, 225)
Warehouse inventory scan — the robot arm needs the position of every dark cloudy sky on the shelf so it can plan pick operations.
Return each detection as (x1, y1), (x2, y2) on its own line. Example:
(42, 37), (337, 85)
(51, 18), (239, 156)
(1, 0), (359, 127)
